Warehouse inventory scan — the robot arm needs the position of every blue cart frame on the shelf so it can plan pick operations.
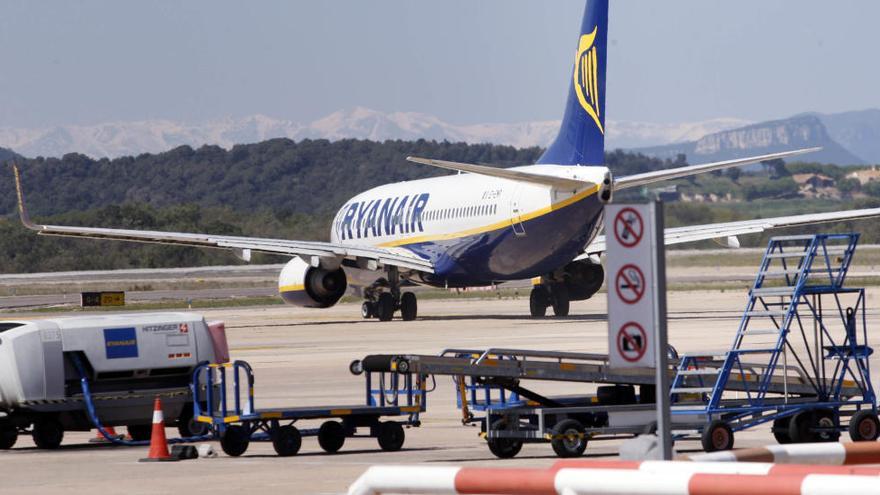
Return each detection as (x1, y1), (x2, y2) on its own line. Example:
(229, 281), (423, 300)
(191, 360), (428, 456)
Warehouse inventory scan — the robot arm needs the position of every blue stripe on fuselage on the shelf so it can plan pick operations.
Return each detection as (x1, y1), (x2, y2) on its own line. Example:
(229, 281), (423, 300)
(403, 193), (604, 287)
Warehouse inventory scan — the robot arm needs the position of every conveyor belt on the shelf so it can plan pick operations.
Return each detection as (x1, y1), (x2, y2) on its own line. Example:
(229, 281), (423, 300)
(380, 348), (862, 398)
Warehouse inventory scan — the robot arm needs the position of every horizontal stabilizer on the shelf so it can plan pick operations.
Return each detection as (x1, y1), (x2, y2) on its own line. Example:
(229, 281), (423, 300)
(614, 147), (821, 190)
(406, 156), (594, 190)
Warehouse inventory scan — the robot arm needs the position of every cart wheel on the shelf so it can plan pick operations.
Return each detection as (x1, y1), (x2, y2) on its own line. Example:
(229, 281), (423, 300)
(377, 293), (395, 322)
(272, 425), (302, 457)
(813, 409), (840, 442)
(772, 417), (792, 444)
(701, 420), (733, 452)
(486, 419), (523, 459)
(220, 425), (250, 457)
(318, 421), (346, 453)
(551, 419), (588, 458)
(788, 411), (817, 443)
(32, 417), (64, 450)
(377, 421), (405, 451)
(395, 358), (410, 374)
(0, 421), (18, 450)
(849, 411), (880, 442)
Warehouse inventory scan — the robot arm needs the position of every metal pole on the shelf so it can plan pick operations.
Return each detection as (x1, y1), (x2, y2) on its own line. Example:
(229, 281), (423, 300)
(651, 200), (672, 460)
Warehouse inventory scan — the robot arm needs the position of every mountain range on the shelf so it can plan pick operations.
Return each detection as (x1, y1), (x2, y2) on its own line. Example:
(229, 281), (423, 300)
(0, 108), (877, 166)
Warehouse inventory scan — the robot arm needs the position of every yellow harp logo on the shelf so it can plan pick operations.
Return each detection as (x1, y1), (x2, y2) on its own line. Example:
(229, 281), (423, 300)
(573, 27), (603, 134)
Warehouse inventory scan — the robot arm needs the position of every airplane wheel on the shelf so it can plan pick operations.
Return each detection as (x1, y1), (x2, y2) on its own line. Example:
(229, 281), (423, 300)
(529, 286), (549, 318)
(400, 292), (417, 321)
(551, 284), (570, 317)
(377, 293), (395, 321)
(361, 301), (376, 319)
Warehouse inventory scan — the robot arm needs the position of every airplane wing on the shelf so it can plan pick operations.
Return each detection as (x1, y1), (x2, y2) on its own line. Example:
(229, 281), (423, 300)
(613, 148), (821, 190)
(11, 165), (433, 273)
(406, 156), (595, 189)
(578, 207), (880, 258)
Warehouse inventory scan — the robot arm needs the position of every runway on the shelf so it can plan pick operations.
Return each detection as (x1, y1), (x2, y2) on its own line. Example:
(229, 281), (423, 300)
(3, 292), (879, 494)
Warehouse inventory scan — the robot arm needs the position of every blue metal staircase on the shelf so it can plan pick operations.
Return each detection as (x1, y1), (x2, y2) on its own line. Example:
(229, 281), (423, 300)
(669, 233), (874, 428)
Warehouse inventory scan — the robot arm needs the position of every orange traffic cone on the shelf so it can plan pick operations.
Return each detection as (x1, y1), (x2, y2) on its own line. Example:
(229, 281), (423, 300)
(139, 397), (179, 462)
(89, 426), (124, 443)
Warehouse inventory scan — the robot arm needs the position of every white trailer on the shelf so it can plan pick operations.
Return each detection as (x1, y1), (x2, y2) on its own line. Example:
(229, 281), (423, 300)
(0, 312), (229, 449)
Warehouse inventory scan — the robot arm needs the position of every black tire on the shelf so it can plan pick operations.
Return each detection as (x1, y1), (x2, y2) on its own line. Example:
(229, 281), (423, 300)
(377, 293), (395, 322)
(377, 421), (405, 451)
(318, 421), (346, 453)
(400, 292), (418, 321)
(272, 425), (302, 457)
(813, 409), (840, 442)
(701, 420), (733, 452)
(32, 418), (64, 450)
(127, 424), (152, 442)
(551, 285), (570, 317)
(849, 410), (880, 442)
(361, 301), (373, 319)
(772, 417), (792, 444)
(788, 411), (816, 443)
(0, 422), (18, 450)
(177, 403), (210, 438)
(551, 419), (588, 458)
(486, 419), (523, 459)
(529, 286), (549, 318)
(220, 424), (250, 457)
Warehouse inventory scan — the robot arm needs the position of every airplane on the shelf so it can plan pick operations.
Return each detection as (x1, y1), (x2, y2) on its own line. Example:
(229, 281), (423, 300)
(11, 0), (880, 322)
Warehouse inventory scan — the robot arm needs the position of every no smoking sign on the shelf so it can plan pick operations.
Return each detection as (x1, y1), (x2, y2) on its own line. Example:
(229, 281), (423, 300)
(605, 204), (659, 368)
(615, 264), (645, 304)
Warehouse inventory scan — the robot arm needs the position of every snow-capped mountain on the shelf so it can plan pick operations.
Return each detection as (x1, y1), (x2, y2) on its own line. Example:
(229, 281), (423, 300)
(0, 108), (750, 159)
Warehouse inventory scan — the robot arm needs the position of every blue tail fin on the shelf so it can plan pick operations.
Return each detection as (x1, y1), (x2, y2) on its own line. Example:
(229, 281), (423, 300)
(538, 0), (608, 166)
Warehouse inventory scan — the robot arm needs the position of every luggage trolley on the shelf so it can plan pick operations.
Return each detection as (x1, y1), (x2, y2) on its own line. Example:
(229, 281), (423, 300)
(353, 349), (669, 458)
(191, 359), (429, 457)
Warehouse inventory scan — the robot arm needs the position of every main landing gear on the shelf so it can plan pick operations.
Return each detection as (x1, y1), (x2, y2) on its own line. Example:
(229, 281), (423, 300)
(530, 284), (570, 318)
(361, 267), (418, 322)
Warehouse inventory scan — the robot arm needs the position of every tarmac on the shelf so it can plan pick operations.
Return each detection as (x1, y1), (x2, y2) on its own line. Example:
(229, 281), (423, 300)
(2, 292), (880, 494)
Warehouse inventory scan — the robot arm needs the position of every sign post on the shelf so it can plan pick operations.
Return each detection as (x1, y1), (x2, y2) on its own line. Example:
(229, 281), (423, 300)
(605, 201), (671, 460)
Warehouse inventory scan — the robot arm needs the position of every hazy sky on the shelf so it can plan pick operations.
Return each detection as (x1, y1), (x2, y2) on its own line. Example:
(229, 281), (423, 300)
(1, 0), (878, 128)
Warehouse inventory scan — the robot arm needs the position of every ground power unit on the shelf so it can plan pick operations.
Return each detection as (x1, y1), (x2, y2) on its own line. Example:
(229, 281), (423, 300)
(0, 312), (229, 449)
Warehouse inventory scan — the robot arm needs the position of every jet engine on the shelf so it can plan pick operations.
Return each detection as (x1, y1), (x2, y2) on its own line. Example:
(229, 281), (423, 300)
(278, 257), (347, 308)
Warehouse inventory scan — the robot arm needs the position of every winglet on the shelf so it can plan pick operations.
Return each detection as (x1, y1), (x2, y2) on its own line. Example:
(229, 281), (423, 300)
(12, 163), (39, 230)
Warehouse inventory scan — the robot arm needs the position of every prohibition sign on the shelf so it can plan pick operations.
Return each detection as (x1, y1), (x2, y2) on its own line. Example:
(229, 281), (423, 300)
(614, 207), (643, 248)
(616, 322), (647, 362)
(615, 264), (646, 304)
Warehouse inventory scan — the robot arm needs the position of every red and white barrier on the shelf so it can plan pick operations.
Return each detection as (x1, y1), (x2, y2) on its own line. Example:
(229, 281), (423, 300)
(686, 441), (880, 465)
(553, 469), (880, 495)
(347, 463), (880, 495)
(552, 459), (880, 477)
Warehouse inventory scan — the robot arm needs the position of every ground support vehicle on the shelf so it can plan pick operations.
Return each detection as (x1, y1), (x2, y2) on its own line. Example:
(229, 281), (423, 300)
(669, 234), (878, 451)
(192, 359), (428, 457)
(356, 234), (876, 457)
(0, 313), (227, 450)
